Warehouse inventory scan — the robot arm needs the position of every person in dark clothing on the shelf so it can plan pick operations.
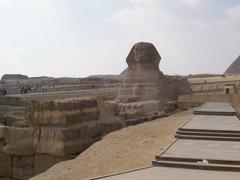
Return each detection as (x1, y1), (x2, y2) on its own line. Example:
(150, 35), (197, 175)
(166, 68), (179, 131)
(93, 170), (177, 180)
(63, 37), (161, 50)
(27, 86), (32, 93)
(2, 88), (6, 96)
(1, 88), (7, 96)
(21, 87), (25, 94)
(24, 88), (28, 94)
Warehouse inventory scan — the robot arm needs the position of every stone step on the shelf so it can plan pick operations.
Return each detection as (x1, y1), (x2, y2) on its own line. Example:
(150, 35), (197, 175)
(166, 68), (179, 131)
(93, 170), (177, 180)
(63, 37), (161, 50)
(178, 128), (240, 134)
(176, 130), (240, 137)
(193, 111), (236, 116)
(175, 134), (240, 141)
(152, 160), (240, 172)
(155, 156), (240, 165)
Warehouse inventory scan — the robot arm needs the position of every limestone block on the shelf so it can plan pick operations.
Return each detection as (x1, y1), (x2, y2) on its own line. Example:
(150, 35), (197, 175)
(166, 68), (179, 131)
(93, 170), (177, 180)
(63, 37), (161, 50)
(36, 121), (122, 156)
(34, 154), (70, 175)
(12, 155), (34, 180)
(0, 125), (36, 156)
(0, 153), (11, 178)
(36, 125), (98, 156)
(0, 140), (6, 153)
(0, 97), (26, 107)
(97, 97), (119, 118)
(26, 99), (100, 126)
(118, 101), (162, 116)
(164, 101), (177, 113)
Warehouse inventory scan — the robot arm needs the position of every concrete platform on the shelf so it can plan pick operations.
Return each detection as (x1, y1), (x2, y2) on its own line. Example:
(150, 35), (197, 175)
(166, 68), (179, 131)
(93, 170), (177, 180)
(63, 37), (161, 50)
(90, 166), (240, 180)
(90, 102), (240, 179)
(153, 139), (240, 171)
(159, 139), (240, 162)
(177, 113), (240, 140)
(180, 115), (240, 132)
(194, 102), (236, 116)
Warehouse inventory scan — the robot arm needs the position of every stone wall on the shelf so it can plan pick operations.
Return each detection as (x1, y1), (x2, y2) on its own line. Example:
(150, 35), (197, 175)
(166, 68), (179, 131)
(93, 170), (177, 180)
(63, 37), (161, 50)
(178, 94), (240, 110)
(0, 96), (26, 107)
(0, 97), (123, 179)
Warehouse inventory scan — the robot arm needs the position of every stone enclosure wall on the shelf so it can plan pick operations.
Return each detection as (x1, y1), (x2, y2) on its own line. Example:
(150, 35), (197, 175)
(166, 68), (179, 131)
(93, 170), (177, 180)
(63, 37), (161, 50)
(178, 94), (240, 111)
(0, 97), (123, 180)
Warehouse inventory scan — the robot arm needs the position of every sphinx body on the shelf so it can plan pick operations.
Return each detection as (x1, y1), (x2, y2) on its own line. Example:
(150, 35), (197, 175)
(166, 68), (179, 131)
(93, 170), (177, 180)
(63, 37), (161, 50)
(117, 42), (165, 102)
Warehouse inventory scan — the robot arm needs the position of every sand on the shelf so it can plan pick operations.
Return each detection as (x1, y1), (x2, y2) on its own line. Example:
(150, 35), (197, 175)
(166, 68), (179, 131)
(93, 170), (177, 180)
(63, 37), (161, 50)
(31, 109), (193, 180)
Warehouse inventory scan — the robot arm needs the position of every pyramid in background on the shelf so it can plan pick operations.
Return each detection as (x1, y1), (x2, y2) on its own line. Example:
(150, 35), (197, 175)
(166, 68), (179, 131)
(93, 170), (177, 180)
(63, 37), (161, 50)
(225, 55), (240, 74)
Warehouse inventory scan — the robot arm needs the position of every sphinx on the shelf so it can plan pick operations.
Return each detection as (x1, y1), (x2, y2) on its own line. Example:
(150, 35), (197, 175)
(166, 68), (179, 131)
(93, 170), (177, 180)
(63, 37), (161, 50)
(115, 42), (192, 117)
(117, 42), (165, 102)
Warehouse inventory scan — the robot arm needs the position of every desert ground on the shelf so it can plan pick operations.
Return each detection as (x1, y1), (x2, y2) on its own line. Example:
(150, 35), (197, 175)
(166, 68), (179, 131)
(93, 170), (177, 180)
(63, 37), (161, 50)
(32, 109), (193, 180)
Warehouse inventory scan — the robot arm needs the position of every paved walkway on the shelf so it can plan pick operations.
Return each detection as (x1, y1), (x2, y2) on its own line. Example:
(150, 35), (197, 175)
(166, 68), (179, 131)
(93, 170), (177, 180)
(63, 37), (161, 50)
(181, 115), (240, 132)
(91, 102), (240, 179)
(92, 167), (240, 180)
(194, 102), (236, 116)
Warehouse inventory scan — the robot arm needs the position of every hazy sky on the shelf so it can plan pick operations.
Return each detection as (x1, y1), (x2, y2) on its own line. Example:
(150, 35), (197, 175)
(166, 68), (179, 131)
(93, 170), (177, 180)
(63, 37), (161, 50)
(0, 0), (239, 78)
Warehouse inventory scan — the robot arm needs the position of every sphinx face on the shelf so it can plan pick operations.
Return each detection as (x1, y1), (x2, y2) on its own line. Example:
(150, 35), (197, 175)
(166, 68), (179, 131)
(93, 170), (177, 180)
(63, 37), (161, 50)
(133, 43), (153, 63)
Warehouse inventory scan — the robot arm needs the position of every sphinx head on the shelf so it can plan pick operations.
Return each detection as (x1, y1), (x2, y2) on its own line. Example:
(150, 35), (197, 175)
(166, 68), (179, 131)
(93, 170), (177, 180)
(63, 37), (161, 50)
(127, 42), (161, 71)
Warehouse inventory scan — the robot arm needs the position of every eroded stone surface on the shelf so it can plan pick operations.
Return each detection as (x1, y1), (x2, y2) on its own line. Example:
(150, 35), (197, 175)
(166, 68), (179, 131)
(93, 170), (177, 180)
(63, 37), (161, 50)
(0, 125), (35, 156)
(26, 99), (100, 126)
(0, 153), (11, 178)
(116, 42), (192, 117)
(0, 97), (124, 179)
(12, 156), (34, 180)
(117, 42), (164, 102)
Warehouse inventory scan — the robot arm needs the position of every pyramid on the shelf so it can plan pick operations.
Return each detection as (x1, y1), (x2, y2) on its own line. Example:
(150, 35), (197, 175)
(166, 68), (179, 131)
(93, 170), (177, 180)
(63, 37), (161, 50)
(225, 55), (240, 74)
(120, 68), (128, 76)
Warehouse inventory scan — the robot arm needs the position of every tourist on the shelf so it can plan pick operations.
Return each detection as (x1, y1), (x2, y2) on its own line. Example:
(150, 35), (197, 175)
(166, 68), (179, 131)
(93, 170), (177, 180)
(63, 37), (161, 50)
(3, 88), (6, 96)
(20, 87), (25, 94)
(0, 88), (7, 96)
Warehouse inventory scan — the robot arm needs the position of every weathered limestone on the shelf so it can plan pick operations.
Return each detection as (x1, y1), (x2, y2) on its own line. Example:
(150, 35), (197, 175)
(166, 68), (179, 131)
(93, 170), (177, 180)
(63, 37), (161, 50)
(118, 100), (163, 117)
(0, 153), (11, 178)
(34, 154), (69, 175)
(116, 42), (192, 117)
(35, 123), (122, 156)
(0, 97), (123, 179)
(117, 42), (165, 102)
(12, 155), (34, 180)
(25, 99), (100, 126)
(25, 98), (122, 156)
(0, 125), (35, 156)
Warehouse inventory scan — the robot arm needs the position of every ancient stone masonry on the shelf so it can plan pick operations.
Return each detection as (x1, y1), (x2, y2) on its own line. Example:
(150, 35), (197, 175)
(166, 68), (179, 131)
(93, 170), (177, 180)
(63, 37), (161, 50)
(117, 42), (164, 102)
(115, 42), (192, 119)
(0, 42), (193, 179)
(0, 96), (123, 179)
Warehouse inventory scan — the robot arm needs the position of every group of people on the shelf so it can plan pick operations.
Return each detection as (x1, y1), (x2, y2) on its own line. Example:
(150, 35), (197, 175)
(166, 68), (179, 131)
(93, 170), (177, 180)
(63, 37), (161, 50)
(20, 86), (32, 94)
(0, 88), (7, 96)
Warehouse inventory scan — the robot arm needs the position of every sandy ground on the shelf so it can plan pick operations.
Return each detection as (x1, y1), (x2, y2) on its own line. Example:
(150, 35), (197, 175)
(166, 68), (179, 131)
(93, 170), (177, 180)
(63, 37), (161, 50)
(32, 109), (193, 180)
